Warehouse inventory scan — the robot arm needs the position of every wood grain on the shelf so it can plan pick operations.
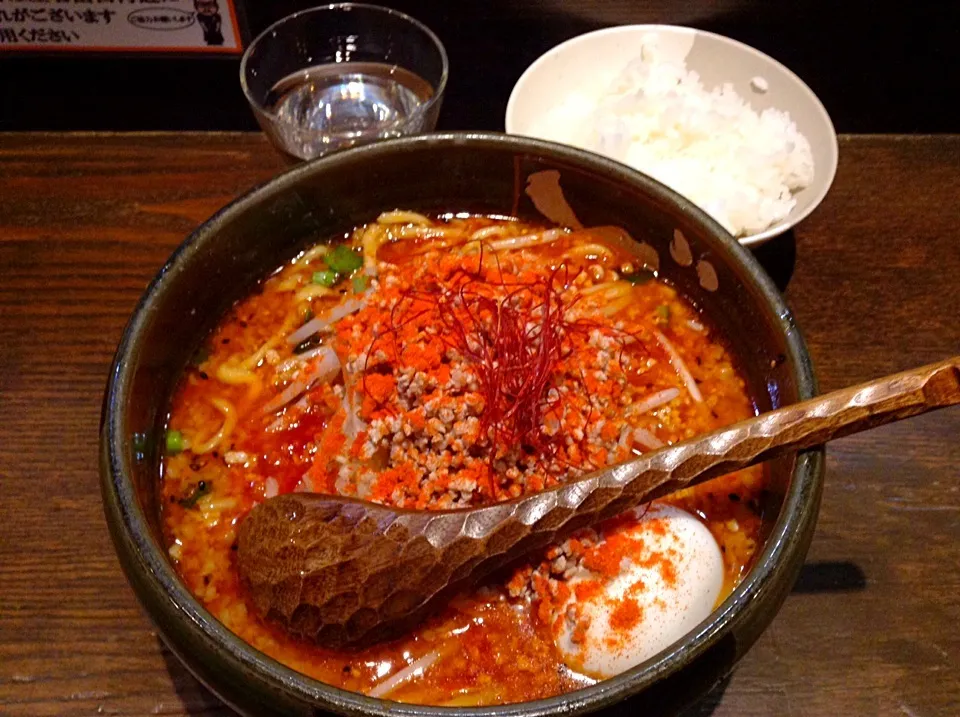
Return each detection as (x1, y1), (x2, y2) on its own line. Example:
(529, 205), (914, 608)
(0, 133), (958, 716)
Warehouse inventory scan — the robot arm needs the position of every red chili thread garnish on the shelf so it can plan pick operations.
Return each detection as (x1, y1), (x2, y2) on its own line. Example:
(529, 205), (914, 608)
(364, 246), (618, 475)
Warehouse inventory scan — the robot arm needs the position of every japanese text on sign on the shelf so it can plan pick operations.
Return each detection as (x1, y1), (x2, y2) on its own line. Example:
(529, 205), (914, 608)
(0, 0), (241, 53)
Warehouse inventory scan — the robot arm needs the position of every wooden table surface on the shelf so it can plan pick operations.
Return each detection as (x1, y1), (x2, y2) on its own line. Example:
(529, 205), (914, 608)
(0, 133), (957, 717)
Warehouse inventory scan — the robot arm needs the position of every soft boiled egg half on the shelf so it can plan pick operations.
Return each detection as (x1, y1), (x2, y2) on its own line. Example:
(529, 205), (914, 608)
(553, 504), (724, 678)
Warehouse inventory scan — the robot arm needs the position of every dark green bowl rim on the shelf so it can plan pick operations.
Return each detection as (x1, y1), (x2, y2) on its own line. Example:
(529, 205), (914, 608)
(100, 131), (823, 717)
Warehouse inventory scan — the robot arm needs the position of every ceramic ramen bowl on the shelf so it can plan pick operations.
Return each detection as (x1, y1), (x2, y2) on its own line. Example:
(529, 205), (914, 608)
(100, 132), (823, 716)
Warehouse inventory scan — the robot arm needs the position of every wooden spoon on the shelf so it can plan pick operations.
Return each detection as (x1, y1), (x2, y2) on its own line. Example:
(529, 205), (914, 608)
(237, 357), (960, 648)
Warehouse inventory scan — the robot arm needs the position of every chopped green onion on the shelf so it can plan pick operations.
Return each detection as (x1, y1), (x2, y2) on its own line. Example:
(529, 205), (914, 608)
(352, 274), (369, 293)
(312, 270), (339, 287)
(178, 480), (210, 509)
(165, 429), (185, 455)
(325, 244), (363, 274)
(300, 308), (314, 324)
(654, 304), (671, 324)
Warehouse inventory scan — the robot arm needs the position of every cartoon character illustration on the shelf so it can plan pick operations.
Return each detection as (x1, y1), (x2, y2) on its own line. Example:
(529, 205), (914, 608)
(194, 0), (224, 46)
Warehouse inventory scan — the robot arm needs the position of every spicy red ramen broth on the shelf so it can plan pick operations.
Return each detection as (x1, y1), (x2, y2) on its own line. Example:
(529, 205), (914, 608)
(161, 212), (767, 706)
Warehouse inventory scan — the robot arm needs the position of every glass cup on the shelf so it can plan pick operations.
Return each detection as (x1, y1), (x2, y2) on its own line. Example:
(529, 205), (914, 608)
(240, 3), (449, 161)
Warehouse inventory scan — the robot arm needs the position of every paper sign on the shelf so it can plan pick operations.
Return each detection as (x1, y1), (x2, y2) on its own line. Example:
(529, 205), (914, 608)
(0, 0), (242, 53)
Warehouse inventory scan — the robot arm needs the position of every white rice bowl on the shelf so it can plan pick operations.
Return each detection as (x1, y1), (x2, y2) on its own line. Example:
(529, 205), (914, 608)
(506, 25), (838, 246)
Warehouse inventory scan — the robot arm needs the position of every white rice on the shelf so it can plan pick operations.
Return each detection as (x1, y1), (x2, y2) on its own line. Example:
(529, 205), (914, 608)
(531, 35), (815, 237)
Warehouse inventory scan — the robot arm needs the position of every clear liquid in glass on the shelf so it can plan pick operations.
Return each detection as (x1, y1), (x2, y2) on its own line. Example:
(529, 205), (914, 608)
(264, 62), (435, 160)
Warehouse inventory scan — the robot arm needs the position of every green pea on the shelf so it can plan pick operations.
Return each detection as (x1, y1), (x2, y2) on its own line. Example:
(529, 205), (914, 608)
(165, 429), (185, 455)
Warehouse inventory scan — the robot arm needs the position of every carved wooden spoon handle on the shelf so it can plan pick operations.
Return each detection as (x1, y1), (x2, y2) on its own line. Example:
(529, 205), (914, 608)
(606, 356), (960, 509)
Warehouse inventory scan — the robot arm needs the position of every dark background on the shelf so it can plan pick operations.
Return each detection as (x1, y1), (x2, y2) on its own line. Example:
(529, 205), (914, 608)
(0, 0), (957, 133)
